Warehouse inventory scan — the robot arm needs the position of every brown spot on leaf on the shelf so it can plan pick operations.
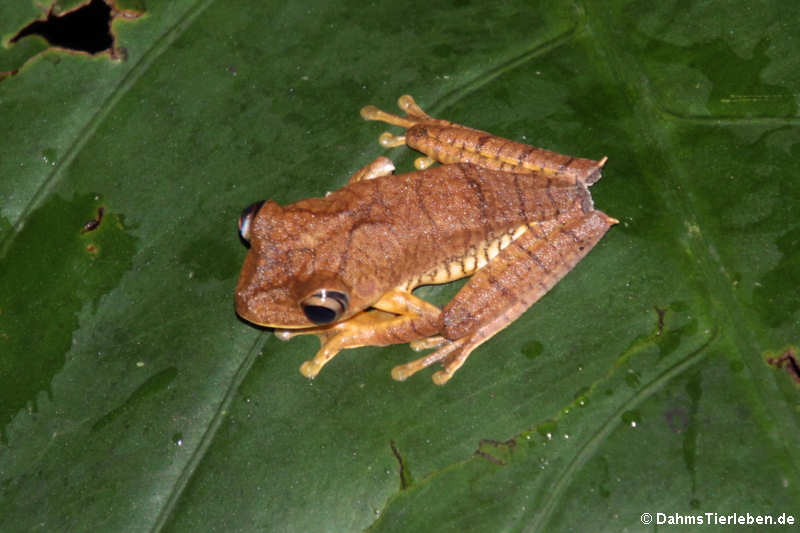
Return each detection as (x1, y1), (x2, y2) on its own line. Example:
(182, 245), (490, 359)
(664, 407), (689, 433)
(655, 306), (667, 336)
(390, 440), (412, 490)
(81, 206), (104, 233)
(474, 438), (516, 465)
(766, 347), (800, 383)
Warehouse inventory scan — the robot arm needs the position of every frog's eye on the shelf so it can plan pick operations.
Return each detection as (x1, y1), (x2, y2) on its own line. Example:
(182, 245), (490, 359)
(238, 201), (264, 245)
(301, 290), (349, 325)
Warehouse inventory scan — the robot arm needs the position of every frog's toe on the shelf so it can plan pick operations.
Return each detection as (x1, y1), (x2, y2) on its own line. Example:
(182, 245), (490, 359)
(432, 369), (453, 386)
(391, 352), (445, 382)
(390, 365), (413, 382)
(379, 132), (407, 148)
(361, 104), (416, 129)
(360, 105), (381, 120)
(413, 156), (436, 170)
(390, 339), (461, 382)
(409, 336), (447, 352)
(433, 339), (477, 384)
(396, 95), (430, 118)
(299, 359), (321, 379)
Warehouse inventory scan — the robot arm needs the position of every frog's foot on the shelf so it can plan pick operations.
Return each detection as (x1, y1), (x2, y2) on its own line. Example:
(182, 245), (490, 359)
(362, 95), (442, 154)
(363, 95), (608, 186)
(361, 94), (431, 129)
(391, 335), (483, 385)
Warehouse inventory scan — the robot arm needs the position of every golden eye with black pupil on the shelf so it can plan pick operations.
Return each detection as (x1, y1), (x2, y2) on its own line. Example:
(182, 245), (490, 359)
(301, 290), (349, 325)
(238, 201), (264, 245)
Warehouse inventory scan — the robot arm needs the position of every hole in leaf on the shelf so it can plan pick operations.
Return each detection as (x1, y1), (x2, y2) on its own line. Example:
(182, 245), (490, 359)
(12, 0), (112, 55)
(9, 0), (140, 57)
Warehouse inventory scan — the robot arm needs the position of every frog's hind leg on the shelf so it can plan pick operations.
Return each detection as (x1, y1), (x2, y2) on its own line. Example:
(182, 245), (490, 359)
(393, 209), (618, 385)
(362, 94), (608, 186)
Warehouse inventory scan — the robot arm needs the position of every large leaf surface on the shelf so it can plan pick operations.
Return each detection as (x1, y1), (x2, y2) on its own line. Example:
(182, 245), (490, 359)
(1, 1), (798, 531)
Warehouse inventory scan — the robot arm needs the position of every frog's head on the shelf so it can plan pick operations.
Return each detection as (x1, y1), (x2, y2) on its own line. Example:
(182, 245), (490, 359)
(234, 200), (358, 329)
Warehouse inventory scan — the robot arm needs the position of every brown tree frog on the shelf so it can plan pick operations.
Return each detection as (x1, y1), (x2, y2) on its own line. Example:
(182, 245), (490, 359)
(235, 95), (616, 385)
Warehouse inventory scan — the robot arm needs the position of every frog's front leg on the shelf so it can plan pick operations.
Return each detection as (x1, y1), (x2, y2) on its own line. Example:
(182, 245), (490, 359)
(361, 95), (607, 186)
(286, 289), (442, 379)
(392, 208), (617, 385)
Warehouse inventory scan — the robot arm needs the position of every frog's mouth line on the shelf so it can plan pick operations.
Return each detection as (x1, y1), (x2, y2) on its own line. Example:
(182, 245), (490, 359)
(261, 322), (308, 330)
(236, 313), (310, 330)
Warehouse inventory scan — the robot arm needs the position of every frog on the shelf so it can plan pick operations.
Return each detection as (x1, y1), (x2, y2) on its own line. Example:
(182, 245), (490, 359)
(235, 95), (617, 385)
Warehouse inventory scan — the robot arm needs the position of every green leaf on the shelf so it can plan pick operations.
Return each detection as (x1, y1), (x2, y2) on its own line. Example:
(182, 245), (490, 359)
(1, 0), (798, 532)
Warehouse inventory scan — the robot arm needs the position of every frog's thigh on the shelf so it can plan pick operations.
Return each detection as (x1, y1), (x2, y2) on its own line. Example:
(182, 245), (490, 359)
(443, 210), (616, 339)
(395, 209), (616, 384)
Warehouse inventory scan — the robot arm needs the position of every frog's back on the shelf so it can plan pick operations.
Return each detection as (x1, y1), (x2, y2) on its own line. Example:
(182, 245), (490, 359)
(378, 162), (589, 243)
(301, 163), (594, 293)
